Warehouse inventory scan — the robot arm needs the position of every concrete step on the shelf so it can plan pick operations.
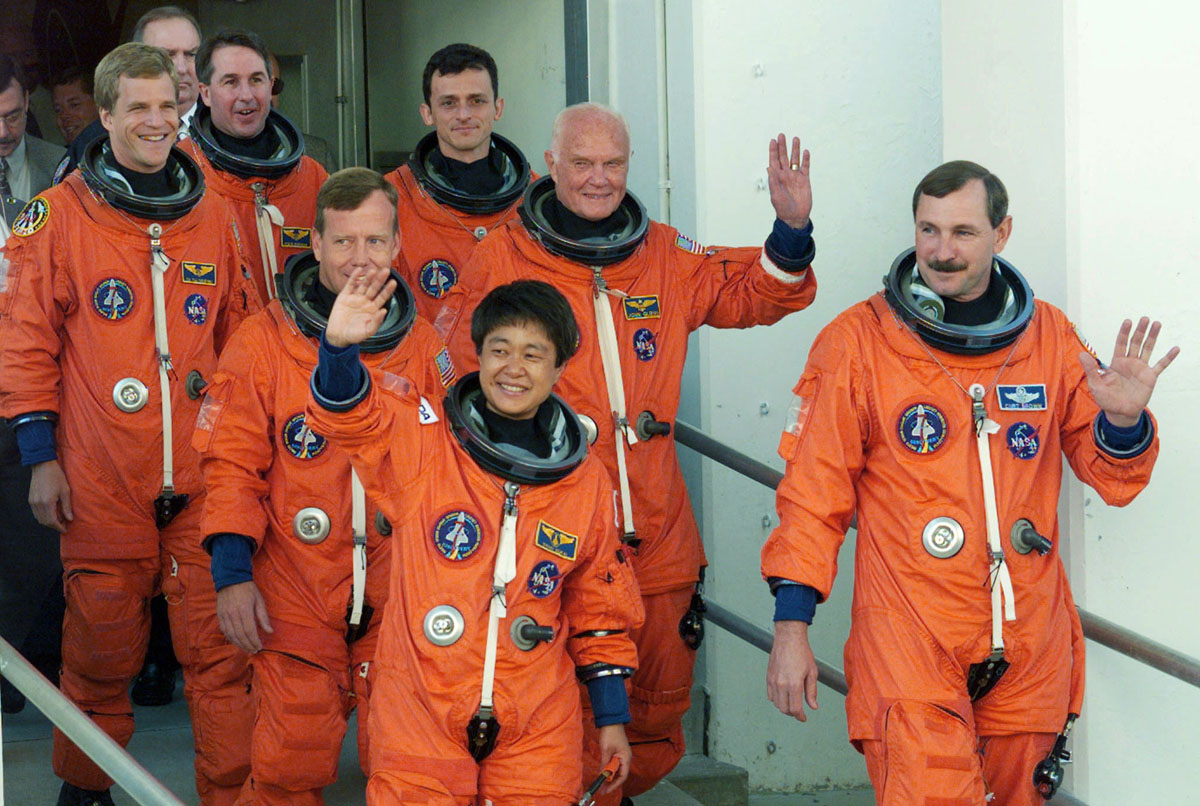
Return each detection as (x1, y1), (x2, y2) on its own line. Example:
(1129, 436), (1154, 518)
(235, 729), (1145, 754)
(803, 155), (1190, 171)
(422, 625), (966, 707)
(637, 779), (706, 805)
(665, 754), (750, 806)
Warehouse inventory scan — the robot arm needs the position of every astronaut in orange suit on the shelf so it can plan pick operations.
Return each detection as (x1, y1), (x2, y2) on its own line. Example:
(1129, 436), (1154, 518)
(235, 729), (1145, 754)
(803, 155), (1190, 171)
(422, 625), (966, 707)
(438, 103), (818, 805)
(182, 28), (327, 305)
(0, 43), (260, 806)
(307, 276), (644, 804)
(196, 168), (455, 805)
(762, 161), (1179, 806)
(384, 43), (531, 323)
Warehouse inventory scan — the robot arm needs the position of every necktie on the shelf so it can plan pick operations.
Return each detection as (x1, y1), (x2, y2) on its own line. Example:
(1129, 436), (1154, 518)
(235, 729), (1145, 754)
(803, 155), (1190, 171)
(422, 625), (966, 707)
(0, 157), (12, 202)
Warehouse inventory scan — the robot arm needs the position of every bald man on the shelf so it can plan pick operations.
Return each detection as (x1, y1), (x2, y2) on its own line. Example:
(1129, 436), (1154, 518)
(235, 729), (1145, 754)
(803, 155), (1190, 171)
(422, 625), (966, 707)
(441, 102), (819, 804)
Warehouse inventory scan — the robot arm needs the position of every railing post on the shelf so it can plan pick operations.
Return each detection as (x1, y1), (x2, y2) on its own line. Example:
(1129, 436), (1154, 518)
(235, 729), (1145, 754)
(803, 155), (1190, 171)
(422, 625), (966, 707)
(0, 638), (187, 806)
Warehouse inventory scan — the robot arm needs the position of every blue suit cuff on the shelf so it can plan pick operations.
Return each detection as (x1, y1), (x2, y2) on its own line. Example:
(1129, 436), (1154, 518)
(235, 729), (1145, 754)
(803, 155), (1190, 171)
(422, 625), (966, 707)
(764, 217), (815, 271)
(772, 581), (818, 624)
(209, 533), (256, 592)
(14, 418), (58, 466)
(586, 674), (631, 727)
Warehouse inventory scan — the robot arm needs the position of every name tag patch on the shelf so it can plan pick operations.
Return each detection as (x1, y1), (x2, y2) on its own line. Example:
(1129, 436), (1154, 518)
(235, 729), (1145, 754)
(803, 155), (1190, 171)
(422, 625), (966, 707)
(280, 227), (312, 249)
(997, 384), (1047, 411)
(182, 261), (217, 286)
(623, 295), (661, 320)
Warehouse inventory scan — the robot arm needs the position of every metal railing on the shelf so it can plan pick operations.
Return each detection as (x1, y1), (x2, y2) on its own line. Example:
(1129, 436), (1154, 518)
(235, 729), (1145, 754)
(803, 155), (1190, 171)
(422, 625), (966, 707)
(674, 419), (1200, 806)
(0, 637), (185, 806)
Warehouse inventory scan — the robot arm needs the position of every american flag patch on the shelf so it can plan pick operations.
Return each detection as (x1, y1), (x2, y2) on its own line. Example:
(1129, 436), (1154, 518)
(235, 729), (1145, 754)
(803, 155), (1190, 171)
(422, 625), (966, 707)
(1070, 322), (1101, 363)
(674, 233), (705, 255)
(435, 348), (456, 388)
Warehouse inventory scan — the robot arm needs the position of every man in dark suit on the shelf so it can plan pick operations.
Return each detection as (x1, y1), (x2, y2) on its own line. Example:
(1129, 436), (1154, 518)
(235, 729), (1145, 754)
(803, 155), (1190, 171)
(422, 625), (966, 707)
(0, 51), (67, 715)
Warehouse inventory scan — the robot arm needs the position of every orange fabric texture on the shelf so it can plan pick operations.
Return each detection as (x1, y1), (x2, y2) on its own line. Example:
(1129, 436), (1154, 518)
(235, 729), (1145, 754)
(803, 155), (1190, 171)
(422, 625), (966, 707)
(182, 139), (327, 304)
(304, 375), (643, 802)
(197, 300), (452, 803)
(582, 585), (696, 805)
(384, 165), (527, 323)
(761, 294), (1158, 760)
(0, 171), (259, 802)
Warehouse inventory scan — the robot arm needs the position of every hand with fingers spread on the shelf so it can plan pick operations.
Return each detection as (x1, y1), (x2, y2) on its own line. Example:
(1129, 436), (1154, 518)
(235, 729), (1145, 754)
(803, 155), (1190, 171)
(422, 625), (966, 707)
(325, 264), (398, 348)
(1078, 317), (1180, 428)
(766, 620), (820, 721)
(767, 133), (812, 229)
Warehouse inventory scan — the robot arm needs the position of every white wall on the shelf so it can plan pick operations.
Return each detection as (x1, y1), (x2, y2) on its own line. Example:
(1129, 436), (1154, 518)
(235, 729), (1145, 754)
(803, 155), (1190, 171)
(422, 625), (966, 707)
(672, 0), (941, 791)
(944, 3), (1200, 802)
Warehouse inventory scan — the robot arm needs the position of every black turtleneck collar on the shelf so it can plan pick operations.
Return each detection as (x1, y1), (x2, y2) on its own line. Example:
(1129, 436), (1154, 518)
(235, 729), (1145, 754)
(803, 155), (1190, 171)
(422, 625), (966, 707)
(428, 145), (506, 195)
(302, 273), (338, 319)
(942, 270), (1009, 326)
(470, 394), (554, 458)
(543, 195), (626, 241)
(212, 121), (281, 163)
(101, 149), (178, 198)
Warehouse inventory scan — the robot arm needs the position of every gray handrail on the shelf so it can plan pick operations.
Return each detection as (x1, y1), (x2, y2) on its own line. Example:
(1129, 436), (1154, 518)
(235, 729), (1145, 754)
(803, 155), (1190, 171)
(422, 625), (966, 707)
(673, 419), (1200, 689)
(0, 638), (186, 806)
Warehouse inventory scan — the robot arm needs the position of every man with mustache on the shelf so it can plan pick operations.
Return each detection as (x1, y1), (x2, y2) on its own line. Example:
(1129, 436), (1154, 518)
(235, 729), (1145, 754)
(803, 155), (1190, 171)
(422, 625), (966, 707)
(762, 160), (1179, 805)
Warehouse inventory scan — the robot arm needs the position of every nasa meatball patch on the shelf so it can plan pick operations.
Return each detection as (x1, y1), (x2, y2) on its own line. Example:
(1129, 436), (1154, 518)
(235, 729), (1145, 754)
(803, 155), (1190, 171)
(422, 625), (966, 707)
(633, 328), (657, 361)
(12, 196), (49, 236)
(527, 560), (561, 598)
(433, 511), (482, 561)
(419, 259), (457, 299)
(184, 293), (208, 325)
(282, 412), (327, 459)
(897, 403), (948, 454)
(1006, 422), (1040, 459)
(92, 278), (134, 320)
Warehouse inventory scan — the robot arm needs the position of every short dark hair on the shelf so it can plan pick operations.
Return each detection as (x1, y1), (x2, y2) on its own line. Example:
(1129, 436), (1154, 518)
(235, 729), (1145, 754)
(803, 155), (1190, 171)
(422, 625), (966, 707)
(50, 67), (94, 96)
(196, 28), (271, 86)
(0, 53), (28, 95)
(471, 281), (579, 368)
(131, 6), (201, 44)
(422, 43), (498, 105)
(315, 167), (399, 235)
(912, 160), (1009, 228)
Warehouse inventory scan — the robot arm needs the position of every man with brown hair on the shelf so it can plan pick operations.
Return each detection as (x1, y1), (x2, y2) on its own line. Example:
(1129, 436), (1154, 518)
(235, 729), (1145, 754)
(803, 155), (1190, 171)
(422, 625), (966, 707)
(763, 160), (1178, 805)
(183, 27), (327, 305)
(197, 167), (454, 804)
(0, 41), (258, 806)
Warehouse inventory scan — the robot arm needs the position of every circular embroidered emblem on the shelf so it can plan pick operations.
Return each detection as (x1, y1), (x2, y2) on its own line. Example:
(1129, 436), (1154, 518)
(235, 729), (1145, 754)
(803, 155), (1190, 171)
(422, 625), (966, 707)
(897, 403), (948, 454)
(282, 413), (327, 459)
(12, 196), (50, 237)
(527, 560), (561, 598)
(419, 259), (458, 299)
(92, 278), (135, 320)
(1006, 422), (1040, 460)
(184, 293), (208, 325)
(633, 327), (657, 361)
(433, 511), (482, 561)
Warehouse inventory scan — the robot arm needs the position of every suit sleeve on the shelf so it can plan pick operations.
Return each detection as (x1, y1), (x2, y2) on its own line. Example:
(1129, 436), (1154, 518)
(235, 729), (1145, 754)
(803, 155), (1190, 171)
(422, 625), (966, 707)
(0, 213), (74, 419)
(213, 210), (263, 354)
(669, 226), (817, 332)
(305, 366), (427, 515)
(1056, 314), (1158, 506)
(562, 462), (644, 672)
(195, 315), (276, 545)
(760, 319), (867, 600)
